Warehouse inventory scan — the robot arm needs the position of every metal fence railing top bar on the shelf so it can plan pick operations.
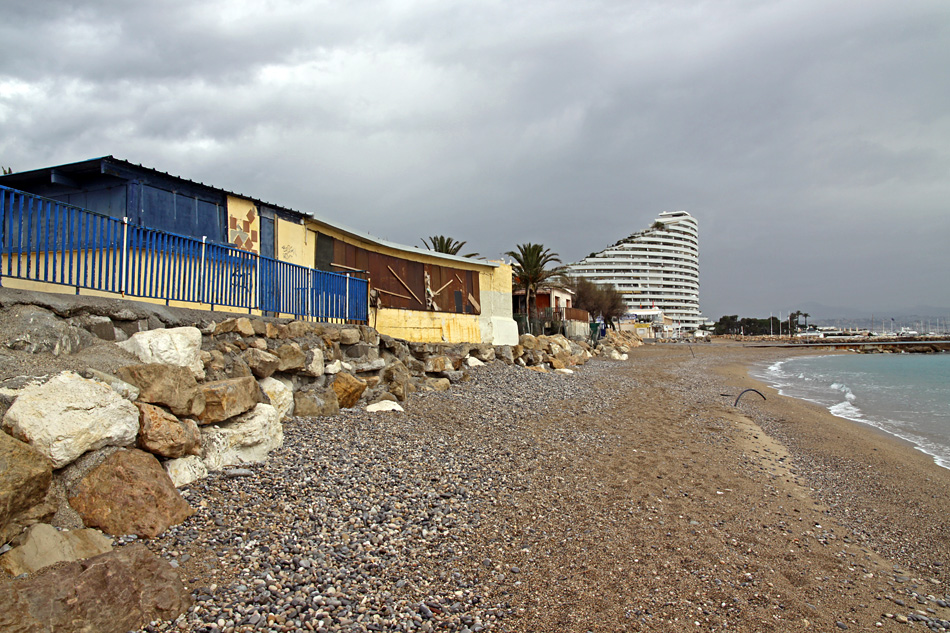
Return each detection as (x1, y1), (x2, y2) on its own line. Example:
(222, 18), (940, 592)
(0, 184), (368, 323)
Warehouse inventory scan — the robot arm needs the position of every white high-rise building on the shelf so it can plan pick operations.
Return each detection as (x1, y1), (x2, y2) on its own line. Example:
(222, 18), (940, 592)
(566, 210), (705, 331)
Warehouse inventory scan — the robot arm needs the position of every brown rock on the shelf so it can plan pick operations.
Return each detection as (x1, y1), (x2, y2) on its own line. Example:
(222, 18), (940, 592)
(197, 377), (261, 424)
(242, 348), (280, 378)
(382, 360), (412, 402)
(117, 364), (205, 417)
(519, 334), (540, 350)
(214, 317), (254, 337)
(0, 432), (52, 541)
(135, 403), (201, 459)
(284, 320), (314, 338)
(275, 343), (306, 371)
(0, 523), (113, 577)
(339, 328), (361, 345)
(293, 388), (340, 417)
(423, 377), (451, 391)
(0, 543), (192, 633)
(331, 372), (367, 408)
(68, 449), (194, 538)
(423, 356), (454, 373)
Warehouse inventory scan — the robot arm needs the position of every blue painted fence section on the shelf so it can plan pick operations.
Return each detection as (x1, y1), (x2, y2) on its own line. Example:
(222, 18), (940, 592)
(0, 185), (368, 322)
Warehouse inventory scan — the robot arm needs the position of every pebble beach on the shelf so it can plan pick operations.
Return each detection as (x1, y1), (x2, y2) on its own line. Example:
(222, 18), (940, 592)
(134, 341), (950, 632)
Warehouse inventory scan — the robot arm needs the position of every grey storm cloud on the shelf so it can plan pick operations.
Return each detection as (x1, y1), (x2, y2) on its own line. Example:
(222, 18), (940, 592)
(2, 0), (948, 319)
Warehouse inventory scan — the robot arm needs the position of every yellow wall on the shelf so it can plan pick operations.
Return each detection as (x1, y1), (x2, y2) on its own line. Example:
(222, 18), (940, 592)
(374, 308), (483, 343)
(274, 218), (311, 266)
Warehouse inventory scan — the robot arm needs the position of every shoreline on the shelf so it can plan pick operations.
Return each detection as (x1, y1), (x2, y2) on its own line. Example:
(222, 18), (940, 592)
(746, 351), (950, 471)
(710, 342), (950, 578)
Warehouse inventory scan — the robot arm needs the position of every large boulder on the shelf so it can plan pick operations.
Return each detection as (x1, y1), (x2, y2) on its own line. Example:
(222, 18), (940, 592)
(0, 523), (113, 577)
(381, 360), (412, 402)
(494, 345), (514, 364)
(293, 388), (340, 417)
(0, 305), (97, 356)
(117, 363), (205, 417)
(2, 372), (139, 469)
(200, 404), (283, 471)
(519, 334), (540, 350)
(213, 317), (254, 337)
(332, 372), (367, 409)
(470, 344), (496, 362)
(197, 376), (261, 425)
(423, 356), (454, 374)
(0, 432), (52, 541)
(339, 328), (361, 345)
(242, 348), (280, 379)
(68, 449), (194, 538)
(275, 343), (306, 372)
(117, 326), (205, 380)
(259, 377), (294, 421)
(135, 403), (201, 459)
(300, 348), (325, 377)
(0, 543), (192, 633)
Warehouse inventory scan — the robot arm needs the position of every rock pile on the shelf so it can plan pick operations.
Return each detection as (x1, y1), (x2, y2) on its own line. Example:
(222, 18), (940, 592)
(0, 295), (605, 632)
(591, 329), (643, 360)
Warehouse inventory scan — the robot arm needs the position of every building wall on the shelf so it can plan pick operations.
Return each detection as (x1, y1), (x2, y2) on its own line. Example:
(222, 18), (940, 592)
(478, 263), (519, 345)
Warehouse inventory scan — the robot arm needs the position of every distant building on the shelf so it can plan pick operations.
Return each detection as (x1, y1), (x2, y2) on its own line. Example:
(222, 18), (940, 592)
(566, 210), (705, 332)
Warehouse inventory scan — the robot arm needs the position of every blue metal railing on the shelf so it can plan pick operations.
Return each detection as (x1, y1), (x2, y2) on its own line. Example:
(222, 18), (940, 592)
(0, 185), (368, 323)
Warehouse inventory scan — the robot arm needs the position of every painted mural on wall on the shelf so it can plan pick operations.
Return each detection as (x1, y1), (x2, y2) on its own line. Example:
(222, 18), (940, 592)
(227, 196), (260, 253)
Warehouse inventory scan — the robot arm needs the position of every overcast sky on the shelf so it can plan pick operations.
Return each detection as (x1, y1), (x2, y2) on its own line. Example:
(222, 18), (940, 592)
(2, 0), (948, 319)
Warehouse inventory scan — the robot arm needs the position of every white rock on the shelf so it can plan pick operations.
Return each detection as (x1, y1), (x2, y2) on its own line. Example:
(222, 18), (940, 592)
(163, 455), (209, 487)
(305, 348), (325, 376)
(259, 376), (294, 420)
(366, 401), (404, 413)
(117, 327), (205, 379)
(2, 371), (139, 468)
(621, 353), (629, 361)
(350, 358), (386, 373)
(609, 350), (624, 360)
(555, 368), (575, 375)
(324, 359), (343, 375)
(465, 357), (485, 367)
(200, 404), (283, 471)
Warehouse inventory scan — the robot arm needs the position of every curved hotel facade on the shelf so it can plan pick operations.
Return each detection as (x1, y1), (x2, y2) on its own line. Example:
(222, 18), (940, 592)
(566, 210), (705, 331)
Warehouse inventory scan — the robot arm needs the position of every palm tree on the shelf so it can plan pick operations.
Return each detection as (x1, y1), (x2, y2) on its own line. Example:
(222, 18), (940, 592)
(421, 235), (479, 258)
(506, 243), (563, 331)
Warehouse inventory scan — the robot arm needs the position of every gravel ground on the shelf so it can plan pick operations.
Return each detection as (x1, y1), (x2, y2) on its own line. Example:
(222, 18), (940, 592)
(128, 343), (950, 633)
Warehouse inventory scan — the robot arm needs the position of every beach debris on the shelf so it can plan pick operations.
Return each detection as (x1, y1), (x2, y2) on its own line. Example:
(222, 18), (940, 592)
(734, 388), (767, 406)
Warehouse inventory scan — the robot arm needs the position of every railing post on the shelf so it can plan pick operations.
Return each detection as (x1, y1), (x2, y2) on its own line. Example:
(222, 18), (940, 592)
(308, 271), (314, 321)
(253, 252), (259, 314)
(121, 217), (129, 295)
(345, 273), (350, 323)
(200, 236), (207, 306)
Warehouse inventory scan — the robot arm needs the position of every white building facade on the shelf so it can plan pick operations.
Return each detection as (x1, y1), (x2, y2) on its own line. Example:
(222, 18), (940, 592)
(566, 210), (705, 332)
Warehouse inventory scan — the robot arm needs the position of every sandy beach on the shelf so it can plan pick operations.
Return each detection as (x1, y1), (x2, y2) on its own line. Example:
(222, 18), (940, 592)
(136, 341), (950, 633)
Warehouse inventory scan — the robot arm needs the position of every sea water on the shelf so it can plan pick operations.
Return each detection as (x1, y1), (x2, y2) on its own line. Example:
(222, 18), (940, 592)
(751, 353), (950, 469)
